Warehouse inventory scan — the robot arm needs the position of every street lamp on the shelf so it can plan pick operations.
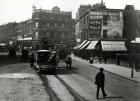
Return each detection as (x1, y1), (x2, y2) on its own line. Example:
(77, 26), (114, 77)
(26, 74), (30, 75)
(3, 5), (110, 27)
(130, 40), (135, 78)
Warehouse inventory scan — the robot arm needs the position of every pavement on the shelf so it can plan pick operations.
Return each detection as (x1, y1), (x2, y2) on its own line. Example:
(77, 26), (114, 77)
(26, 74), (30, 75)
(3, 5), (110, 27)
(71, 54), (140, 83)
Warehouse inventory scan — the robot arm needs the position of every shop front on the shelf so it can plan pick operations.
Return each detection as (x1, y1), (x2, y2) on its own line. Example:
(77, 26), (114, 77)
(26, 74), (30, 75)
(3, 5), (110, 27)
(100, 40), (127, 63)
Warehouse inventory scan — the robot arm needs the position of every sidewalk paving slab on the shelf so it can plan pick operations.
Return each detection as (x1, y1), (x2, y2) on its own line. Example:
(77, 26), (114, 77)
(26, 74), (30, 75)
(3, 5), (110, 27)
(71, 55), (140, 83)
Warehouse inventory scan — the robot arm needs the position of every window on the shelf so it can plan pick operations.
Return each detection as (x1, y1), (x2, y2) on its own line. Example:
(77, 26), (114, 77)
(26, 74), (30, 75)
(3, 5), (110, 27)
(29, 29), (32, 34)
(47, 23), (50, 27)
(83, 18), (86, 25)
(61, 33), (65, 38)
(54, 23), (57, 28)
(35, 31), (38, 38)
(62, 24), (64, 28)
(35, 22), (39, 28)
(103, 30), (107, 38)
(103, 15), (108, 26)
(46, 32), (50, 37)
(54, 32), (57, 37)
(58, 18), (61, 20)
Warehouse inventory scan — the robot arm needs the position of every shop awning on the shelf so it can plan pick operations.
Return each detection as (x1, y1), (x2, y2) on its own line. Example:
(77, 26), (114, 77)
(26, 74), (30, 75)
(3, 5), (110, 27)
(17, 37), (32, 41)
(74, 40), (87, 49)
(101, 41), (127, 51)
(80, 41), (91, 50)
(86, 41), (98, 50)
(73, 45), (79, 49)
(136, 38), (140, 43)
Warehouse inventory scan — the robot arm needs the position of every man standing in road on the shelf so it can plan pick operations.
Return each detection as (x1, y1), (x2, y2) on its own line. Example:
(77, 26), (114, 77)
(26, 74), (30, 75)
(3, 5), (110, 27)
(95, 68), (107, 99)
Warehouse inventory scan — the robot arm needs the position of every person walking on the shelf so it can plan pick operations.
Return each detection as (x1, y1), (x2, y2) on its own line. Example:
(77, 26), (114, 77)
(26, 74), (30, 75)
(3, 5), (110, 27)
(65, 55), (72, 68)
(95, 68), (107, 99)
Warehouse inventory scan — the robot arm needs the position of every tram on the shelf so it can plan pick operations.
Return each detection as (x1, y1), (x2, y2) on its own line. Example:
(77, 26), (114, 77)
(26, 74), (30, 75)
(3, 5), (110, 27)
(34, 50), (57, 74)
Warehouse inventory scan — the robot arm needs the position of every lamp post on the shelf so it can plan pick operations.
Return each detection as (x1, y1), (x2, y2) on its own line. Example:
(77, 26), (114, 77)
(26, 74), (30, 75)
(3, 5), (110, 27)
(130, 40), (135, 78)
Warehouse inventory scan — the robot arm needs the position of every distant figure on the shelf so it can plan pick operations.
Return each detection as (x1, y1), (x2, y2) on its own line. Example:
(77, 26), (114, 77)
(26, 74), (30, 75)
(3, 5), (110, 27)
(104, 57), (107, 64)
(65, 55), (72, 68)
(21, 48), (29, 62)
(99, 55), (102, 64)
(29, 53), (34, 68)
(8, 46), (16, 59)
(95, 68), (107, 99)
(56, 55), (60, 68)
(89, 57), (93, 64)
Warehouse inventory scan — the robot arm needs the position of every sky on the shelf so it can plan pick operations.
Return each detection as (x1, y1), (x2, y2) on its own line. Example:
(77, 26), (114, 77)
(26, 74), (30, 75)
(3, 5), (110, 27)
(0, 0), (140, 25)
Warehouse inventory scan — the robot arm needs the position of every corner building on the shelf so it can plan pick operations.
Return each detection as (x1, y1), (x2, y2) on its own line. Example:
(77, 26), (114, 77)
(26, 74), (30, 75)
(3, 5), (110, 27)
(32, 6), (75, 45)
(75, 2), (123, 41)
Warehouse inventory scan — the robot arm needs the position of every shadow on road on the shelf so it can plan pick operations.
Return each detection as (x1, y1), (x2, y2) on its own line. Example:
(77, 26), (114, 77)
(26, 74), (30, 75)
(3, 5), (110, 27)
(56, 66), (79, 75)
(0, 55), (27, 67)
(38, 66), (80, 75)
(0, 58), (21, 67)
(102, 96), (124, 99)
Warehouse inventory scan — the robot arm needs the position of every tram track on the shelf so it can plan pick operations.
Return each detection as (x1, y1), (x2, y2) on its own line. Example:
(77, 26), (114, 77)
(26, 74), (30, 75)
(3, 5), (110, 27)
(39, 74), (61, 101)
(39, 72), (89, 101)
(55, 75), (89, 101)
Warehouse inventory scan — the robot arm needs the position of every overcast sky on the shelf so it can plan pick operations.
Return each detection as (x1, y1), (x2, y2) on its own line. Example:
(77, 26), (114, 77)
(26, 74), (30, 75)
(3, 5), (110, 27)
(0, 0), (139, 25)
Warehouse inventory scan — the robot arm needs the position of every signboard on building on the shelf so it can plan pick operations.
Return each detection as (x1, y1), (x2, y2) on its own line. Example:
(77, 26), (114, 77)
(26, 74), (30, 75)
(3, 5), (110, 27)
(101, 41), (127, 51)
(90, 11), (107, 16)
(89, 13), (102, 35)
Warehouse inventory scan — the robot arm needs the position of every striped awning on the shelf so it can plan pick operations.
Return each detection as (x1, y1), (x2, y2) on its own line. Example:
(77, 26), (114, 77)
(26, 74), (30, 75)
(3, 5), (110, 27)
(80, 41), (91, 50)
(86, 41), (98, 50)
(73, 40), (87, 49)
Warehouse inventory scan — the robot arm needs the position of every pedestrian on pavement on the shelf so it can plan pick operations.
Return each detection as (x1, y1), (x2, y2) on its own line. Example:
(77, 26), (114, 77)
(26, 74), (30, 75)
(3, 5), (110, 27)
(95, 68), (107, 99)
(29, 53), (34, 68)
(65, 55), (72, 68)
(90, 56), (93, 64)
(99, 55), (102, 64)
